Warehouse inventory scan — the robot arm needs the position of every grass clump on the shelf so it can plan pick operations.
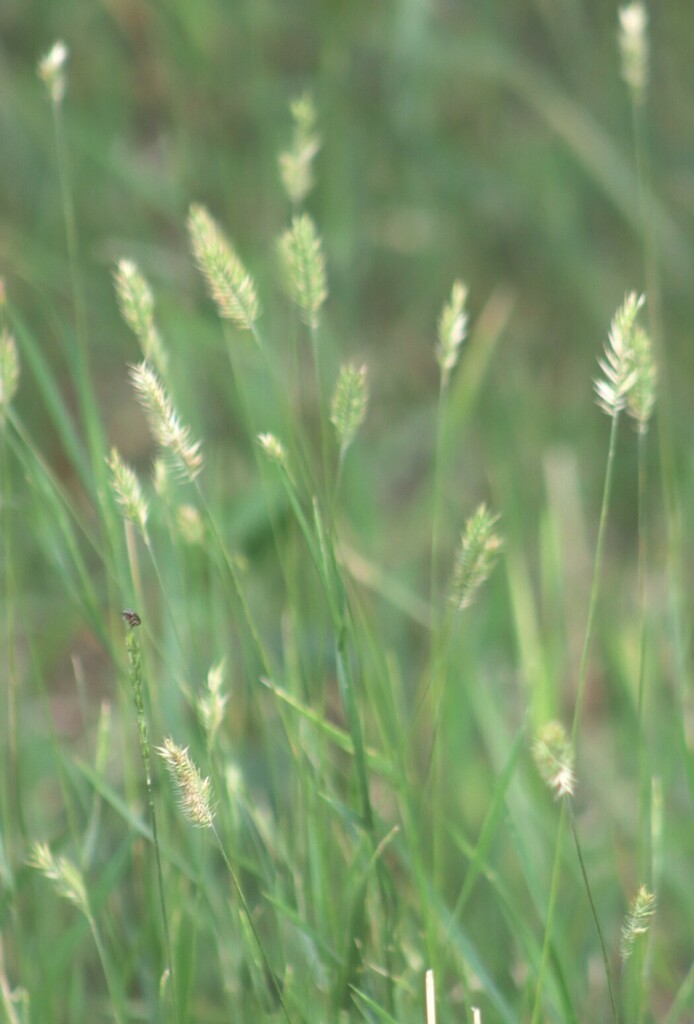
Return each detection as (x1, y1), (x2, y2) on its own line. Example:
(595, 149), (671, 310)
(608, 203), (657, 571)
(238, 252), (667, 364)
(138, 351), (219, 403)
(2, 9), (690, 1024)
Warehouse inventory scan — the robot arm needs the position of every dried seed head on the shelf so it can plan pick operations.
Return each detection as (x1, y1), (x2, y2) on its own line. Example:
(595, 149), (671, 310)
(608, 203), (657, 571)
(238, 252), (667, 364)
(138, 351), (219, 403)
(279, 93), (320, 207)
(330, 363), (368, 453)
(277, 214), (327, 329)
(187, 204), (259, 330)
(449, 504), (502, 611)
(626, 322), (656, 432)
(533, 721), (576, 798)
(157, 738), (215, 829)
(38, 41), (68, 104)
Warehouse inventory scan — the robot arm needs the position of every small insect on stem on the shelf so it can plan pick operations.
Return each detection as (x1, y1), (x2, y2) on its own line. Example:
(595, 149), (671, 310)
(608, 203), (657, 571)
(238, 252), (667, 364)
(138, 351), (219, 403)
(121, 609), (142, 628)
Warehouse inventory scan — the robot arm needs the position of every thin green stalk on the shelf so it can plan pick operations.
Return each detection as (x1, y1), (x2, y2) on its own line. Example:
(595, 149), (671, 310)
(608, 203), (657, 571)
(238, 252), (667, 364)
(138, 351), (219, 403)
(212, 824), (294, 1024)
(566, 801), (619, 1024)
(50, 100), (107, 485)
(530, 800), (567, 1024)
(123, 622), (179, 1024)
(84, 910), (127, 1024)
(571, 409), (620, 744)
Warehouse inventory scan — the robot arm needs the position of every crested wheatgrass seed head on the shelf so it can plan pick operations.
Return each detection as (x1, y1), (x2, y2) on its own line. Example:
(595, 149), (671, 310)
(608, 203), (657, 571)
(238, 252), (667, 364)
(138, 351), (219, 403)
(157, 738), (215, 829)
(277, 214), (327, 329)
(619, 4), (649, 101)
(330, 363), (369, 453)
(198, 659), (229, 745)
(114, 260), (168, 376)
(449, 504), (502, 611)
(38, 41), (68, 104)
(129, 361), (203, 480)
(187, 204), (259, 330)
(533, 721), (576, 798)
(257, 432), (288, 468)
(595, 292), (644, 417)
(436, 280), (468, 387)
(0, 326), (19, 424)
(620, 885), (656, 961)
(279, 93), (320, 207)
(106, 448), (149, 538)
(28, 842), (88, 913)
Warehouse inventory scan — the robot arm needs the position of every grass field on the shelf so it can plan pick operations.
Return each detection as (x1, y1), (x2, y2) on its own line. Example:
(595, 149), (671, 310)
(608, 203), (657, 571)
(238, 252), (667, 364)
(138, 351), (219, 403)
(2, 3), (694, 1022)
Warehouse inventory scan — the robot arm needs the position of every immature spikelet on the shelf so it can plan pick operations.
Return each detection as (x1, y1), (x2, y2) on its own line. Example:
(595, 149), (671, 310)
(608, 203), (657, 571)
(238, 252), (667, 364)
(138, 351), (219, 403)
(533, 721), (576, 798)
(28, 842), (88, 913)
(187, 204), (259, 330)
(157, 738), (215, 829)
(277, 214), (327, 329)
(330, 363), (368, 453)
(197, 659), (229, 745)
(129, 360), (203, 480)
(176, 503), (204, 545)
(619, 4), (649, 102)
(257, 432), (288, 469)
(436, 280), (468, 386)
(279, 93), (320, 207)
(114, 259), (168, 376)
(449, 504), (502, 611)
(0, 325), (19, 424)
(38, 41), (68, 104)
(595, 292), (643, 417)
(627, 321), (656, 431)
(620, 885), (656, 961)
(107, 448), (149, 537)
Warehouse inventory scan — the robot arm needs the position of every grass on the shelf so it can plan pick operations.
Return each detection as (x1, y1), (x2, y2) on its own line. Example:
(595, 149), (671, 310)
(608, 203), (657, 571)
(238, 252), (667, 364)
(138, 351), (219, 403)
(2, 3), (694, 1022)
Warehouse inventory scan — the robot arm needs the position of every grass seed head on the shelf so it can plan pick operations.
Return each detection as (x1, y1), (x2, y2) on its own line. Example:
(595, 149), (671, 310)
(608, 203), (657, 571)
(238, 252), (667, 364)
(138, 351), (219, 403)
(595, 292), (644, 417)
(114, 260), (168, 375)
(620, 885), (656, 960)
(330, 363), (369, 453)
(38, 41), (68, 104)
(187, 204), (259, 330)
(277, 214), (327, 329)
(436, 280), (468, 386)
(157, 738), (215, 829)
(129, 360), (203, 480)
(619, 4), (649, 101)
(533, 721), (576, 798)
(279, 92), (320, 206)
(449, 504), (502, 611)
(106, 447), (149, 537)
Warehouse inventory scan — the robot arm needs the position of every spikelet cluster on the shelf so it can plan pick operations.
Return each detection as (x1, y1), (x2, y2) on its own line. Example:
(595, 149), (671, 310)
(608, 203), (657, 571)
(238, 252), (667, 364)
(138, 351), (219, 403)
(330, 363), (368, 453)
(0, 325), (19, 424)
(279, 93), (320, 207)
(619, 4), (649, 101)
(595, 293), (644, 417)
(449, 504), (502, 611)
(533, 721), (576, 798)
(114, 260), (168, 376)
(257, 432), (288, 469)
(29, 842), (88, 913)
(187, 204), (259, 330)
(129, 361), (203, 480)
(626, 316), (656, 431)
(197, 660), (229, 745)
(277, 214), (327, 329)
(157, 738), (215, 829)
(620, 884), (656, 961)
(38, 41), (68, 104)
(106, 448), (149, 537)
(436, 280), (468, 386)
